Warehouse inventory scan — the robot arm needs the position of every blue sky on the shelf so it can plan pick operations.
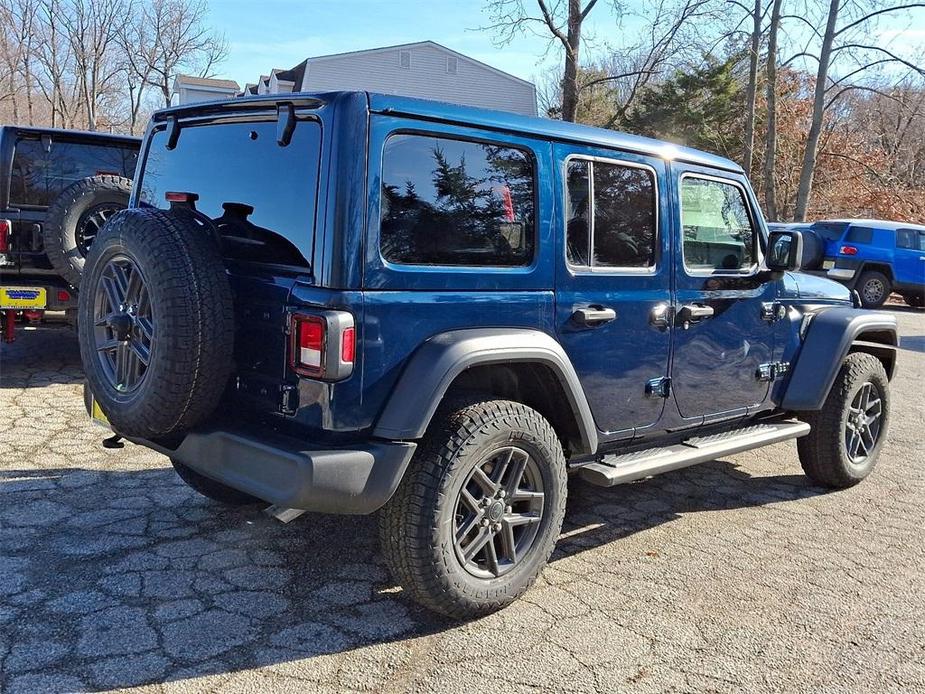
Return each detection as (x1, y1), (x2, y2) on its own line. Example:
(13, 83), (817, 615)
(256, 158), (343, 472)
(206, 0), (924, 89)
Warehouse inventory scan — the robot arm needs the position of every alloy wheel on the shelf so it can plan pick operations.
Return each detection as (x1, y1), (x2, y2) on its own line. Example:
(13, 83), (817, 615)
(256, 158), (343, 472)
(845, 381), (883, 464)
(453, 446), (545, 579)
(861, 278), (885, 306)
(76, 204), (123, 257)
(92, 255), (154, 394)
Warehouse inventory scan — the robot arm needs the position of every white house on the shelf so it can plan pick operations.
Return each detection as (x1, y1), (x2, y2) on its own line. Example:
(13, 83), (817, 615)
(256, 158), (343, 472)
(242, 41), (537, 117)
(171, 75), (240, 106)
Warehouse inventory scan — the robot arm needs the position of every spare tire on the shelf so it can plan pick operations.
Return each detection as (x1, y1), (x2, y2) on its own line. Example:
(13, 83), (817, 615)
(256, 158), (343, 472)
(78, 207), (235, 439)
(43, 175), (132, 287)
(798, 228), (826, 270)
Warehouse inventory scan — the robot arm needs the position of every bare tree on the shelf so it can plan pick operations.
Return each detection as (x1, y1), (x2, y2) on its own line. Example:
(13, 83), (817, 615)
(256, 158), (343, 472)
(484, 0), (608, 122)
(761, 0), (783, 218)
(139, 0), (227, 107)
(793, 0), (925, 220)
(738, 0), (764, 175)
(59, 0), (128, 130)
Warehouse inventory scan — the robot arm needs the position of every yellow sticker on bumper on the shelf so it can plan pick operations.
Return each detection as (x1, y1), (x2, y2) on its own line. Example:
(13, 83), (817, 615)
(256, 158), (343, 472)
(0, 286), (47, 310)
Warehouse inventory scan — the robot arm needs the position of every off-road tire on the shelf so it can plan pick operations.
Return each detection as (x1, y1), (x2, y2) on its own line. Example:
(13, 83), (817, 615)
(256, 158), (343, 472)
(171, 458), (264, 506)
(902, 293), (924, 308)
(797, 352), (889, 488)
(799, 228), (826, 270)
(78, 207), (234, 439)
(856, 270), (891, 309)
(379, 399), (567, 619)
(43, 175), (132, 287)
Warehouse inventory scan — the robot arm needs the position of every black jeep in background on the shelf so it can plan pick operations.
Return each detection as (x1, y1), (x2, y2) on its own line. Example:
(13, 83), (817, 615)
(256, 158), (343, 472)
(0, 126), (139, 342)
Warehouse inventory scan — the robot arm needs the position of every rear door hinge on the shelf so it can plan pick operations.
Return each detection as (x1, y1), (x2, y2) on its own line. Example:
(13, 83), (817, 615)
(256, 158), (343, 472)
(761, 301), (786, 322)
(280, 384), (298, 415)
(756, 362), (791, 381)
(645, 376), (671, 398)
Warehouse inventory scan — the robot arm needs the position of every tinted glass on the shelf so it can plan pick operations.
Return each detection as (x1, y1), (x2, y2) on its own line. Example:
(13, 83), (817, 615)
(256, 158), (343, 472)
(380, 134), (535, 266)
(11, 137), (138, 206)
(897, 229), (925, 251)
(565, 160), (591, 265)
(810, 222), (847, 241)
(592, 162), (656, 268)
(140, 119), (321, 267)
(681, 177), (755, 271)
(845, 227), (874, 244)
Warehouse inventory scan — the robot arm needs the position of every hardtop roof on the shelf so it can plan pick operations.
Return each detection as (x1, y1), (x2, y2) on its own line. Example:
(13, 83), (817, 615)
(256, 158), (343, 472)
(0, 125), (141, 145)
(151, 90), (744, 173)
(819, 218), (925, 232)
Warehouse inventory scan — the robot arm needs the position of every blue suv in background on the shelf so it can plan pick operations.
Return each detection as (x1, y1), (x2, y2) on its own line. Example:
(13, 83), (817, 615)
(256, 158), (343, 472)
(769, 219), (925, 309)
(77, 93), (898, 618)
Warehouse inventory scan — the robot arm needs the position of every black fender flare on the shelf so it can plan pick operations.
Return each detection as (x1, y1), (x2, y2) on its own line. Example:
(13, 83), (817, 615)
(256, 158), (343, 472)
(372, 328), (598, 455)
(782, 307), (897, 411)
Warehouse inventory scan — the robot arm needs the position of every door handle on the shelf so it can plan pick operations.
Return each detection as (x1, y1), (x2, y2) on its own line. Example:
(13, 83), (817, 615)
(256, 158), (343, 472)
(571, 306), (617, 327)
(678, 303), (714, 326)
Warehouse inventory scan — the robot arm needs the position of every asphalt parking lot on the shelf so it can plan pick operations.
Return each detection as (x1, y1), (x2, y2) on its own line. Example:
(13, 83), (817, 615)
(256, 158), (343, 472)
(1, 308), (923, 694)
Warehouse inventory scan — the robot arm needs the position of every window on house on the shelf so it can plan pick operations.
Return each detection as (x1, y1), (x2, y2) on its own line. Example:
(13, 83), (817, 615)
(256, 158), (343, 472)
(446, 56), (458, 74)
(680, 176), (756, 272)
(379, 133), (535, 267)
(399, 50), (411, 69)
(565, 158), (657, 269)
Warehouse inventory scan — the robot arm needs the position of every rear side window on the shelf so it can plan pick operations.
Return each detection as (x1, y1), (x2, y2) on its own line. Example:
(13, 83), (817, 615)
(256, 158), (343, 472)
(896, 229), (925, 251)
(10, 138), (138, 206)
(565, 158), (657, 269)
(139, 119), (321, 268)
(845, 226), (874, 244)
(680, 176), (756, 272)
(379, 133), (535, 267)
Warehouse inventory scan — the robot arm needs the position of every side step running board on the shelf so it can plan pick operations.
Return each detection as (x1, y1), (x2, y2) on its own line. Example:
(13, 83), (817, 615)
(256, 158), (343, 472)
(578, 420), (811, 488)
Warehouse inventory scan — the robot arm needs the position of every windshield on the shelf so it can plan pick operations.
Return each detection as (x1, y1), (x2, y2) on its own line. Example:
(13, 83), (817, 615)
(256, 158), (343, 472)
(138, 117), (321, 268)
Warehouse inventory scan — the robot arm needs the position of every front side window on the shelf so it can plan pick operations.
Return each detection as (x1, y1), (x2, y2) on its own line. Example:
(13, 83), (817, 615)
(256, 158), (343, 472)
(10, 138), (137, 207)
(565, 158), (657, 269)
(681, 176), (756, 272)
(379, 133), (535, 267)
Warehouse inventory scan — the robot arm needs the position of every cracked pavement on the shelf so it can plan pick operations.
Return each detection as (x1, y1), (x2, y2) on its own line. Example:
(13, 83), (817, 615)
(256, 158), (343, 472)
(1, 308), (923, 693)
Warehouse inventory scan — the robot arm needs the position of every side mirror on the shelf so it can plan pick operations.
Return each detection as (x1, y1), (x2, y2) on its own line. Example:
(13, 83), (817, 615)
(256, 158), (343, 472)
(767, 230), (803, 271)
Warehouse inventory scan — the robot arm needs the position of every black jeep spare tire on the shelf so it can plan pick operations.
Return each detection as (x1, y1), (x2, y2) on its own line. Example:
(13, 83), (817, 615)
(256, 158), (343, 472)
(78, 207), (234, 439)
(44, 175), (132, 287)
(797, 228), (826, 270)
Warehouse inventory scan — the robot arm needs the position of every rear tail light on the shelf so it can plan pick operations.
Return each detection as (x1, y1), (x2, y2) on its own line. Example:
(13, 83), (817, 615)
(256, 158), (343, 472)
(840, 245), (858, 255)
(289, 310), (355, 381)
(0, 219), (10, 253)
(57, 289), (72, 303)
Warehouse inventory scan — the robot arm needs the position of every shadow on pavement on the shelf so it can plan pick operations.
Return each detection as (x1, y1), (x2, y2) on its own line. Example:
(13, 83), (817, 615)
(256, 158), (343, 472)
(0, 458), (827, 692)
(0, 324), (84, 388)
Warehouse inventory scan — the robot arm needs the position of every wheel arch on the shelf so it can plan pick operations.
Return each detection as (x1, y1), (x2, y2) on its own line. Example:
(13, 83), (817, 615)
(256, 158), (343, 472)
(858, 262), (894, 282)
(782, 307), (897, 411)
(372, 328), (598, 456)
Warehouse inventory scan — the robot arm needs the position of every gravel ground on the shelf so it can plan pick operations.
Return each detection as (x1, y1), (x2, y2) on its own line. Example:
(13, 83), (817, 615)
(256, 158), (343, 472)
(0, 308), (923, 694)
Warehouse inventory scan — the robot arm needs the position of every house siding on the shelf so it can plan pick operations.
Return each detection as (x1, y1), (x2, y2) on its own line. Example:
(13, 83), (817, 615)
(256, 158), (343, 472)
(300, 44), (536, 117)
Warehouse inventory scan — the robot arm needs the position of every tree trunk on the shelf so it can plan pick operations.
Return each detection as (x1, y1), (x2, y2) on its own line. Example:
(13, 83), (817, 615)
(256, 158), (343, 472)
(762, 0), (783, 220)
(794, 0), (840, 221)
(560, 0), (583, 123)
(742, 0), (762, 175)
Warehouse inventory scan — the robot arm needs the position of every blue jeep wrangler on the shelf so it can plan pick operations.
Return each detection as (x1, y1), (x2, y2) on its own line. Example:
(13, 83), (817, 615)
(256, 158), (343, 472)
(768, 219), (925, 309)
(78, 93), (898, 618)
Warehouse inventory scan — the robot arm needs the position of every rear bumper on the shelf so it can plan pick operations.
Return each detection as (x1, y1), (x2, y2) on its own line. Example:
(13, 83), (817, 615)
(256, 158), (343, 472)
(0, 272), (78, 310)
(131, 426), (417, 515)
